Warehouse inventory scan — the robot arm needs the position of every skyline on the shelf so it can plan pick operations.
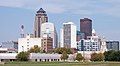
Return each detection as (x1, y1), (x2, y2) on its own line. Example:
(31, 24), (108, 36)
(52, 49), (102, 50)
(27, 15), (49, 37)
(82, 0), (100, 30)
(0, 0), (120, 42)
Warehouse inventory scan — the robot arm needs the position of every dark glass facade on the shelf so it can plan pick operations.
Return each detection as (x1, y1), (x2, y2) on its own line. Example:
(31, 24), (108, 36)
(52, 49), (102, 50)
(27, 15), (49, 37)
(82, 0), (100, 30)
(106, 41), (119, 51)
(80, 18), (92, 39)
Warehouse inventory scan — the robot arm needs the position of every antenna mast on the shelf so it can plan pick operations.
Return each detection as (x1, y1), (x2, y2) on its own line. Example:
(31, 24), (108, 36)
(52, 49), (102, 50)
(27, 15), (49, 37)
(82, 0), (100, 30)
(20, 25), (25, 38)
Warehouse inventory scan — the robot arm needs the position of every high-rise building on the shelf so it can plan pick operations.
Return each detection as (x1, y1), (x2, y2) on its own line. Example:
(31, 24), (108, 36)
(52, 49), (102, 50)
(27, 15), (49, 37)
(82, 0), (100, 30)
(106, 41), (119, 51)
(41, 22), (58, 48)
(60, 22), (76, 49)
(34, 8), (48, 38)
(80, 18), (92, 39)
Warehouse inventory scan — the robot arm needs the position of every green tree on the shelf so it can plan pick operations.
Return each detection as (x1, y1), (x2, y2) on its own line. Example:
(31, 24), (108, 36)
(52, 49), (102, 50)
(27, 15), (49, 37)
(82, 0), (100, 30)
(16, 51), (29, 61)
(104, 50), (115, 61)
(28, 45), (41, 53)
(54, 47), (72, 54)
(90, 53), (98, 61)
(60, 51), (68, 61)
(76, 53), (83, 62)
(104, 50), (120, 61)
(97, 53), (104, 61)
(90, 53), (104, 61)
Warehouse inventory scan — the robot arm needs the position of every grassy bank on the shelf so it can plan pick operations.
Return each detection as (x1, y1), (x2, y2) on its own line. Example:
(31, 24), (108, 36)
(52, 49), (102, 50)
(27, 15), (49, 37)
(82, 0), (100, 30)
(0, 61), (120, 66)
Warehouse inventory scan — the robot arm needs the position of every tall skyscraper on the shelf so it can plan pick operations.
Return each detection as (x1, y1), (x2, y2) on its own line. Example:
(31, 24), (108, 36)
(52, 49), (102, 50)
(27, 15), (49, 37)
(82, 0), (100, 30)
(60, 22), (76, 49)
(34, 8), (48, 38)
(80, 18), (92, 39)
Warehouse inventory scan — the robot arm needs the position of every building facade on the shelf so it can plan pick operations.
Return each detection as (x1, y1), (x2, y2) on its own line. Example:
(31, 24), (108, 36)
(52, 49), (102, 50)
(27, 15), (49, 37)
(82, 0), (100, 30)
(34, 8), (48, 38)
(41, 36), (53, 53)
(106, 41), (119, 51)
(80, 18), (92, 39)
(60, 22), (76, 49)
(41, 22), (58, 48)
(1, 41), (18, 53)
(76, 31), (85, 42)
(77, 37), (100, 51)
(18, 34), (41, 53)
(77, 29), (107, 53)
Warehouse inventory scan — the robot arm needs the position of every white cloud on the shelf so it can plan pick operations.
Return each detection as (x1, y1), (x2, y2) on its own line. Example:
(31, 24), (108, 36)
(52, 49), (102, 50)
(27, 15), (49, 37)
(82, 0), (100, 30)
(43, 4), (66, 13)
(0, 0), (120, 17)
(0, 0), (24, 7)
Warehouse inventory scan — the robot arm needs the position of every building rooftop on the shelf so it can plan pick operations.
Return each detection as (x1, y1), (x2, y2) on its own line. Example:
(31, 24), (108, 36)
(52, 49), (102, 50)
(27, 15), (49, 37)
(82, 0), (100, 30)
(63, 22), (75, 25)
(37, 8), (46, 13)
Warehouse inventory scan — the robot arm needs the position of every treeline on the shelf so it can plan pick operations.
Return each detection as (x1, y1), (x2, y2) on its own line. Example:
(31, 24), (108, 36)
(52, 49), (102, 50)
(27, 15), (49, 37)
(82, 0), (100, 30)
(16, 47), (84, 61)
(91, 50), (120, 62)
(17, 46), (120, 62)
(104, 50), (120, 61)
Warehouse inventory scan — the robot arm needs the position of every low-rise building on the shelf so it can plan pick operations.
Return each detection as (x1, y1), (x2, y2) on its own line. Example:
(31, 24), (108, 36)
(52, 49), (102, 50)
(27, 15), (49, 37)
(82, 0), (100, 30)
(29, 53), (61, 62)
(18, 34), (41, 53)
(0, 53), (76, 62)
(1, 41), (18, 53)
(106, 41), (119, 51)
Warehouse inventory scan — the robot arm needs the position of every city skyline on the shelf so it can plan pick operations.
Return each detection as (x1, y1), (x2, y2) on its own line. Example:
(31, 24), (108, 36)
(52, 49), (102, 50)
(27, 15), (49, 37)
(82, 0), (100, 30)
(0, 0), (120, 42)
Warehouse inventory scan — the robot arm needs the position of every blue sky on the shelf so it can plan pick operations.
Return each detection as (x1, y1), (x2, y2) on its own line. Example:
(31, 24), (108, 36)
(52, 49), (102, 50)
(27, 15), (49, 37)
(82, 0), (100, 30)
(0, 0), (120, 42)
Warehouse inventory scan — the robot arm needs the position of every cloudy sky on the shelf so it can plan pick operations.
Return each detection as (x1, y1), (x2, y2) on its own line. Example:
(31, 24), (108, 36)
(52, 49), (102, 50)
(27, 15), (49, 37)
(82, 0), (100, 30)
(0, 0), (120, 42)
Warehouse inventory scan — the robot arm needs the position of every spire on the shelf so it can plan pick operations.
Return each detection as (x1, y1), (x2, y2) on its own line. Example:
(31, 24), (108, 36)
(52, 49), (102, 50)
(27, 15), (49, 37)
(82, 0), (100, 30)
(37, 8), (46, 13)
(20, 25), (25, 38)
(92, 29), (96, 36)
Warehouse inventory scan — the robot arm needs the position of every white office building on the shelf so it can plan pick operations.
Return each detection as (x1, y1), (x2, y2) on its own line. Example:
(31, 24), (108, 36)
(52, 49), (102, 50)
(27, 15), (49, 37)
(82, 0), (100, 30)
(77, 29), (107, 60)
(18, 34), (41, 53)
(60, 22), (77, 49)
(77, 29), (107, 52)
(41, 22), (58, 48)
(77, 29), (107, 53)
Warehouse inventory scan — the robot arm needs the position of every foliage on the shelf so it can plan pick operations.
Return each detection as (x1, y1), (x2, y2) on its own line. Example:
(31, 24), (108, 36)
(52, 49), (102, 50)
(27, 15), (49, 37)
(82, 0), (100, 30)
(76, 53), (83, 62)
(90, 53), (98, 61)
(97, 53), (104, 61)
(16, 51), (29, 61)
(104, 50), (120, 61)
(54, 47), (72, 54)
(90, 53), (104, 61)
(60, 51), (68, 61)
(28, 45), (42, 53)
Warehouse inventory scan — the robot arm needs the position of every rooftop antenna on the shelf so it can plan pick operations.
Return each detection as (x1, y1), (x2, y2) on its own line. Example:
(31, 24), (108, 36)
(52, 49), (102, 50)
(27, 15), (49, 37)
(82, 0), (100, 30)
(20, 25), (25, 38)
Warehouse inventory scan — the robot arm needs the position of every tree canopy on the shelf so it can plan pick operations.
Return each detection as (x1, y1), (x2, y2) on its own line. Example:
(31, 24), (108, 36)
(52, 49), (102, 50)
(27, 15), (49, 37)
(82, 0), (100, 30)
(60, 51), (68, 61)
(16, 51), (29, 61)
(28, 45), (42, 53)
(90, 53), (104, 61)
(104, 50), (120, 61)
(54, 47), (72, 54)
(76, 53), (83, 62)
